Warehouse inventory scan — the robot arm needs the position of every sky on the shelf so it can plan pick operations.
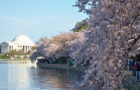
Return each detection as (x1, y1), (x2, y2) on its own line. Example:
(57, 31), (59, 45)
(0, 0), (88, 42)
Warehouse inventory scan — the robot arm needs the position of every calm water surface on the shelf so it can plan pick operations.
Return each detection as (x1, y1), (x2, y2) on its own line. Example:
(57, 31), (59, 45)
(0, 61), (84, 90)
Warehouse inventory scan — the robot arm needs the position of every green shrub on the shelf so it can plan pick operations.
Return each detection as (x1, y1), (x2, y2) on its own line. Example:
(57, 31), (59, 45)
(0, 54), (6, 59)
(74, 23), (90, 32)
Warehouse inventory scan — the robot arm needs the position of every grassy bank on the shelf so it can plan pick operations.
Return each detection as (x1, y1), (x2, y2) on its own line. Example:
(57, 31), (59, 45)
(0, 52), (30, 61)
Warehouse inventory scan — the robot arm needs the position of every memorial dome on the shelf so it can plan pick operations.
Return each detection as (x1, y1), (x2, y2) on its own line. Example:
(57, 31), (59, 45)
(12, 35), (34, 46)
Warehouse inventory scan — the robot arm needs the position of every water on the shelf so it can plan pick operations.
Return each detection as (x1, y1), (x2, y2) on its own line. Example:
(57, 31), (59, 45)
(0, 61), (84, 90)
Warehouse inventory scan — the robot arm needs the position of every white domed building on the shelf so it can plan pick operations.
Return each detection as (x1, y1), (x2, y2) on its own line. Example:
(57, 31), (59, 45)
(0, 35), (35, 54)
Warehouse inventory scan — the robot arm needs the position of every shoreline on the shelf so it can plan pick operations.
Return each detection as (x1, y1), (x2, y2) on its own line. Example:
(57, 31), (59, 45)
(0, 59), (33, 64)
(0, 59), (29, 61)
(37, 62), (88, 73)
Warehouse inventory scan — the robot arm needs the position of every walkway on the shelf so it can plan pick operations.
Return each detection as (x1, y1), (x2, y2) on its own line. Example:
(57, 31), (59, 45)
(123, 71), (140, 90)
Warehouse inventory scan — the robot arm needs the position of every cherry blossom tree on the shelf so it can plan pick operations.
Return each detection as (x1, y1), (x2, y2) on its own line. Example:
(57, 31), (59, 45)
(70, 0), (140, 89)
(30, 32), (82, 61)
(30, 37), (49, 61)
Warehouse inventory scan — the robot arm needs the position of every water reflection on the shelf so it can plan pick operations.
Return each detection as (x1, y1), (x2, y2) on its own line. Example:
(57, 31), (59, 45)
(0, 64), (8, 90)
(30, 68), (83, 90)
(0, 61), (84, 90)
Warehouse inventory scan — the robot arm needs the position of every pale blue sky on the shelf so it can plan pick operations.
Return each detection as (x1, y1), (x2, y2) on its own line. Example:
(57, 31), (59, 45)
(0, 0), (87, 42)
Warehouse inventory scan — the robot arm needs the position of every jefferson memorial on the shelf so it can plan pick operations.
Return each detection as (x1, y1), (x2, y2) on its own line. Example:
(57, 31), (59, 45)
(0, 35), (35, 54)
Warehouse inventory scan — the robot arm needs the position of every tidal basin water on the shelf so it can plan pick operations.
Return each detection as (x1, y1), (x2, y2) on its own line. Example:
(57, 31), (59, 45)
(0, 61), (84, 90)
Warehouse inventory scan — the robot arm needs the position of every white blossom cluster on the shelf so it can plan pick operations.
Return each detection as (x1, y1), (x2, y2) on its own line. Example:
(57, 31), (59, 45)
(30, 32), (86, 61)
